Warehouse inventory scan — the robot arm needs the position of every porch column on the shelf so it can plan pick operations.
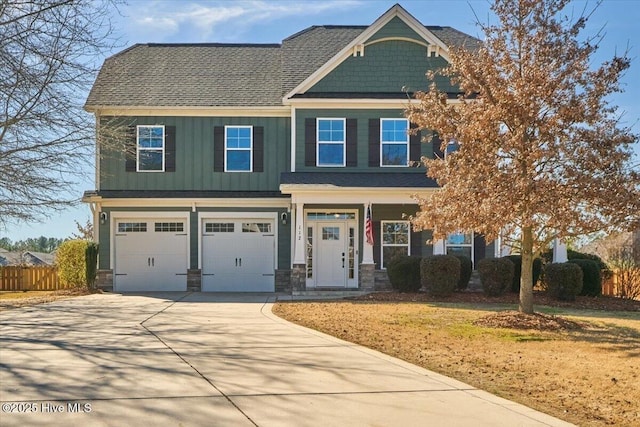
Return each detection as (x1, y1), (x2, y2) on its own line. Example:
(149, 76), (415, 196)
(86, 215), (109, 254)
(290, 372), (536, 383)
(360, 203), (375, 291)
(553, 238), (568, 263)
(291, 203), (306, 291)
(433, 239), (446, 255)
(293, 203), (305, 264)
(362, 203), (374, 265)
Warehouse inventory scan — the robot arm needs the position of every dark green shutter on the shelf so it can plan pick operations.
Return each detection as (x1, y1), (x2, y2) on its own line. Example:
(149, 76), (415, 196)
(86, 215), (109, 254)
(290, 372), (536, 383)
(253, 126), (264, 172)
(474, 234), (486, 267)
(305, 118), (316, 166)
(164, 126), (176, 172)
(125, 125), (136, 172)
(410, 228), (422, 257)
(409, 123), (421, 165)
(346, 118), (357, 167)
(214, 126), (224, 172)
(432, 132), (444, 160)
(368, 119), (380, 167)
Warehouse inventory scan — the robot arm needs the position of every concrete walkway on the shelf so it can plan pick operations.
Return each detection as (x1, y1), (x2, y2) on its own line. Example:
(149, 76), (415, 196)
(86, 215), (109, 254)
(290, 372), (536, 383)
(0, 293), (573, 426)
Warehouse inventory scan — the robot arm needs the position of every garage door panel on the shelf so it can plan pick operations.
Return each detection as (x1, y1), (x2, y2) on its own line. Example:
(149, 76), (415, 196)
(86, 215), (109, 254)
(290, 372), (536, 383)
(201, 219), (275, 292)
(114, 219), (188, 292)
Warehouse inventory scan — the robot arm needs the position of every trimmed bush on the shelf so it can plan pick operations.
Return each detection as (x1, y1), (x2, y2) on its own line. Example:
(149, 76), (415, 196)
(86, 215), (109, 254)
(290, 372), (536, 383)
(478, 258), (514, 296)
(454, 255), (472, 290)
(545, 263), (583, 301)
(504, 255), (542, 293)
(568, 259), (601, 296)
(56, 239), (89, 287)
(386, 255), (422, 293)
(85, 242), (99, 290)
(420, 255), (460, 296)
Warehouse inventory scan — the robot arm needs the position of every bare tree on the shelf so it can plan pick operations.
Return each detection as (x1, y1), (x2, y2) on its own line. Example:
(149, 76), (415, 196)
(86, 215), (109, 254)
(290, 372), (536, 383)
(0, 0), (122, 227)
(407, 0), (640, 314)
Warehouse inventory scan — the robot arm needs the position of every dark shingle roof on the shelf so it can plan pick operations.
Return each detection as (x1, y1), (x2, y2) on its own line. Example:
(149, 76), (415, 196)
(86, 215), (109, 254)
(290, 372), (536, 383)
(280, 172), (438, 188)
(85, 23), (478, 108)
(281, 25), (366, 95)
(86, 44), (283, 107)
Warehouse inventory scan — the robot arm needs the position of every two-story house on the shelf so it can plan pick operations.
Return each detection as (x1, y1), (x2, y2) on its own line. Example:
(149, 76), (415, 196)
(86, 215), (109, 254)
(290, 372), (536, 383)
(83, 4), (496, 293)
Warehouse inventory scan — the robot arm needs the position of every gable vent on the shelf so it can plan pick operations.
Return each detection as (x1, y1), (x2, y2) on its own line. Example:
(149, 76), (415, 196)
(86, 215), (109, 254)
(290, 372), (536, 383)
(352, 44), (365, 57)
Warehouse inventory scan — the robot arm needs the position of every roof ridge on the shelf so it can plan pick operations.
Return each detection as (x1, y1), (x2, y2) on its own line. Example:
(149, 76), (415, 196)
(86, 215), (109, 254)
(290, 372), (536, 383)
(145, 42), (281, 48)
(283, 24), (367, 41)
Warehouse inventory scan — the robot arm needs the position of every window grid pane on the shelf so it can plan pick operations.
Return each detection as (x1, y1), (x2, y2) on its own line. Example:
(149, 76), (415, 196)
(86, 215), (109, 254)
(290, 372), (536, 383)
(381, 221), (410, 269)
(137, 125), (164, 171)
(118, 222), (147, 233)
(381, 119), (409, 166)
(242, 223), (272, 233)
(322, 227), (340, 240)
(317, 119), (345, 166)
(205, 223), (234, 233)
(154, 222), (184, 232)
(306, 227), (313, 279)
(225, 126), (252, 171)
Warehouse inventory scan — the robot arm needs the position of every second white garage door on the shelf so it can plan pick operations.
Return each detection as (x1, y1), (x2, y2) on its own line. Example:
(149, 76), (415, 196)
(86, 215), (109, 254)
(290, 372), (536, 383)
(201, 219), (275, 292)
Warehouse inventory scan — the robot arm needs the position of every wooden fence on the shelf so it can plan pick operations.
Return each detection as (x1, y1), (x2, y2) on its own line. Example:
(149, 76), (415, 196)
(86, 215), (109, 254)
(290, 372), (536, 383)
(0, 266), (66, 291)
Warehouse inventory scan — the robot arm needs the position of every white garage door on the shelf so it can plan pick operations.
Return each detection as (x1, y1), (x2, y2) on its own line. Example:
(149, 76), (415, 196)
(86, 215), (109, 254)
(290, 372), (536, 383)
(114, 219), (188, 292)
(202, 220), (275, 292)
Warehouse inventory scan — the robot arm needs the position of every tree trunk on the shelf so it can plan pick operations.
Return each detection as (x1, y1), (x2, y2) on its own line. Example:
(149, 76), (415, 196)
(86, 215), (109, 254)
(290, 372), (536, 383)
(519, 227), (535, 314)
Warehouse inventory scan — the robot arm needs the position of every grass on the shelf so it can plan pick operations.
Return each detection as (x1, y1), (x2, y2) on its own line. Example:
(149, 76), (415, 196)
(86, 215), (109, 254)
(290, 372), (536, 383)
(273, 300), (640, 427)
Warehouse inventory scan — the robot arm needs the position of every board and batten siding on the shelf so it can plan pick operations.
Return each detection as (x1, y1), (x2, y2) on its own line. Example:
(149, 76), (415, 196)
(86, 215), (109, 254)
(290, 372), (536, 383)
(307, 39), (455, 94)
(295, 109), (435, 172)
(99, 116), (290, 192)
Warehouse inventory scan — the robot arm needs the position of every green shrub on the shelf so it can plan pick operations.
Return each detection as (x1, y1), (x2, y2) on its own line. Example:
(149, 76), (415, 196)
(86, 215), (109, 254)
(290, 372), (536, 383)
(545, 263), (583, 301)
(56, 239), (89, 287)
(386, 255), (422, 293)
(567, 259), (601, 296)
(478, 258), (514, 296)
(85, 242), (99, 290)
(420, 255), (460, 296)
(454, 255), (472, 290)
(504, 255), (542, 293)
(541, 248), (609, 272)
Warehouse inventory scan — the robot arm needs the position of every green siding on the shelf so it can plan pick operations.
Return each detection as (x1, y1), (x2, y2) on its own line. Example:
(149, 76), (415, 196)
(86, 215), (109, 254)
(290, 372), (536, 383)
(99, 116), (290, 192)
(366, 16), (424, 43)
(295, 108), (434, 171)
(307, 40), (454, 94)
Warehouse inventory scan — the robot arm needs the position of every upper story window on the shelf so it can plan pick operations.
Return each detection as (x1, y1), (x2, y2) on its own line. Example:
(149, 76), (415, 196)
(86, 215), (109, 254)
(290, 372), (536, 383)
(137, 125), (164, 171)
(380, 119), (409, 167)
(225, 126), (252, 172)
(317, 118), (345, 167)
(445, 140), (460, 159)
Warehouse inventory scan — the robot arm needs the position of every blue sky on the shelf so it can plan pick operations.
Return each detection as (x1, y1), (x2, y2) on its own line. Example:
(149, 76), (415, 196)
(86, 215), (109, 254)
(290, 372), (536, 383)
(5, 0), (639, 241)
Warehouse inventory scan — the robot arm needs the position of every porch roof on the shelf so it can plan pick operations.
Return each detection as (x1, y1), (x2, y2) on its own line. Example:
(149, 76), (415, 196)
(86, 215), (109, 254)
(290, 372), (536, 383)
(280, 172), (438, 189)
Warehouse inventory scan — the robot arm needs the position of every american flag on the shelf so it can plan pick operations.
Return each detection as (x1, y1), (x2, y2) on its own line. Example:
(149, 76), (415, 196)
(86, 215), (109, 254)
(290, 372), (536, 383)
(365, 204), (374, 245)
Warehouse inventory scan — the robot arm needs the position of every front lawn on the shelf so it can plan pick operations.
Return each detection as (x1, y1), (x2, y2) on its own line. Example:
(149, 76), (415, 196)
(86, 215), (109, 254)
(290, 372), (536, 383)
(273, 297), (640, 426)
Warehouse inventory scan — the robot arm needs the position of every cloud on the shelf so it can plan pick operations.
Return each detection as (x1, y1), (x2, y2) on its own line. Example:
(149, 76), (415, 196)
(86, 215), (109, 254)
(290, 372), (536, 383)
(122, 0), (363, 43)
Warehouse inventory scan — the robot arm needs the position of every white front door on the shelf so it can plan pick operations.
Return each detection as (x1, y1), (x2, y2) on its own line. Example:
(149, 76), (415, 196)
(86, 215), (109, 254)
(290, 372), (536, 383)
(316, 222), (347, 287)
(201, 219), (275, 292)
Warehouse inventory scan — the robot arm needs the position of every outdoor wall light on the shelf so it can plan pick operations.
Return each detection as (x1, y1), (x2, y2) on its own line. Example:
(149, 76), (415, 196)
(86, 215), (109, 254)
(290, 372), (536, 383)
(99, 212), (108, 225)
(281, 212), (288, 225)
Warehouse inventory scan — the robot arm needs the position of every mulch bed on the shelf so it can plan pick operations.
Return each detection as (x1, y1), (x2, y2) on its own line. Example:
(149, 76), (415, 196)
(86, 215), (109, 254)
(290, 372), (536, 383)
(473, 310), (586, 331)
(353, 290), (640, 311)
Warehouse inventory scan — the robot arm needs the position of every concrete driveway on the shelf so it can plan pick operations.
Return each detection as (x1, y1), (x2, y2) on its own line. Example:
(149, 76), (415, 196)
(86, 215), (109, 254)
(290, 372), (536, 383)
(0, 293), (573, 426)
